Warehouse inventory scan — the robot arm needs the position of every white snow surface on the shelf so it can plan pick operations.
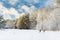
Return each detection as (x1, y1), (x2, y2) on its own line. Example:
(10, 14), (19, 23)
(0, 29), (60, 40)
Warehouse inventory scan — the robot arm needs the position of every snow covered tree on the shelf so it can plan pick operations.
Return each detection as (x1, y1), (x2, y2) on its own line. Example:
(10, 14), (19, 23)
(15, 13), (30, 29)
(29, 10), (37, 29)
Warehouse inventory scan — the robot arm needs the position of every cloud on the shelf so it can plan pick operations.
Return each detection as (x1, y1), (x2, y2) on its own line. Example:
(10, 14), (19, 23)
(0, 2), (36, 20)
(9, 8), (20, 18)
(0, 3), (11, 19)
(8, 0), (19, 5)
(46, 0), (56, 8)
(0, 2), (20, 20)
(21, 5), (30, 13)
(21, 5), (36, 13)
(33, 0), (40, 3)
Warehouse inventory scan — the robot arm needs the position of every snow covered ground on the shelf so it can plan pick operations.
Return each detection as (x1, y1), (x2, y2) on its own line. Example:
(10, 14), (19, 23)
(0, 29), (60, 40)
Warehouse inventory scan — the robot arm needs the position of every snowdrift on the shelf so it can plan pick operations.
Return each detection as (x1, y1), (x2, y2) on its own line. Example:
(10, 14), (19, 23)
(0, 29), (60, 40)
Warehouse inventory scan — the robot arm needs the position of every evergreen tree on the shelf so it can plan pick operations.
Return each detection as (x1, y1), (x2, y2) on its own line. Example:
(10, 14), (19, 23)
(0, 15), (6, 28)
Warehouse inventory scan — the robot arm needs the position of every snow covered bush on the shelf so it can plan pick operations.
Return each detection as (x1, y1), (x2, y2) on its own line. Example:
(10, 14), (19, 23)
(5, 19), (15, 29)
